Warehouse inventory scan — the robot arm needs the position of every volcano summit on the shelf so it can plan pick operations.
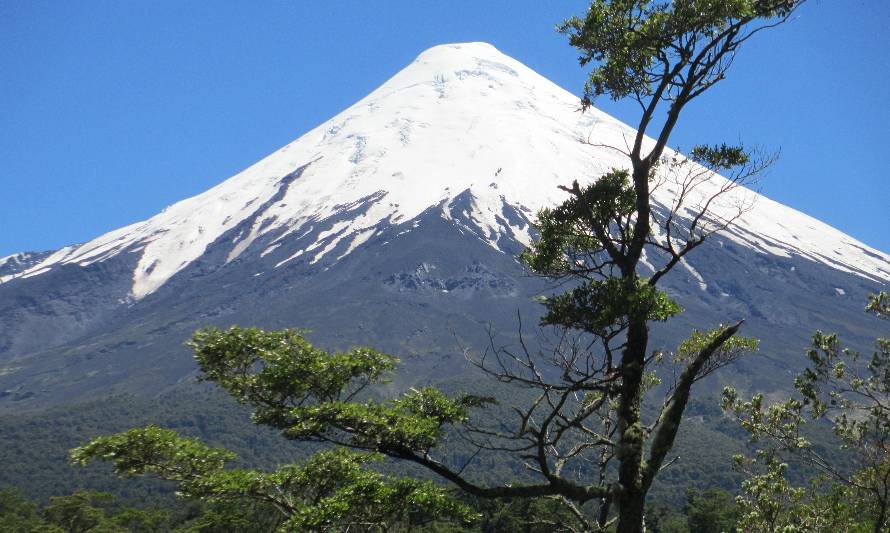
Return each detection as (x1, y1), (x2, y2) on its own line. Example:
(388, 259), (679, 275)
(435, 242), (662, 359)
(1, 42), (887, 407)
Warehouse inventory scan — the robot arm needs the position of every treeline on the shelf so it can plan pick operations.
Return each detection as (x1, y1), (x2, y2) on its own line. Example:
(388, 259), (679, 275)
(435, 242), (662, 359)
(0, 487), (284, 532)
(0, 485), (741, 533)
(0, 386), (307, 508)
(0, 381), (753, 509)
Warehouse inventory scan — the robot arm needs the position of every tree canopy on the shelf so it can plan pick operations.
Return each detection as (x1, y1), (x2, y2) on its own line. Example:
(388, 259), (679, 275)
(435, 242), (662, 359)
(725, 292), (890, 532)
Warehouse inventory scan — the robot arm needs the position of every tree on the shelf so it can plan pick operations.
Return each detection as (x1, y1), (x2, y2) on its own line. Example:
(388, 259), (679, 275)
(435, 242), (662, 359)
(683, 488), (739, 533)
(73, 2), (806, 532)
(646, 488), (739, 533)
(72, 425), (476, 532)
(724, 292), (890, 532)
(0, 485), (287, 533)
(0, 487), (63, 533)
(0, 487), (176, 533)
(41, 490), (126, 533)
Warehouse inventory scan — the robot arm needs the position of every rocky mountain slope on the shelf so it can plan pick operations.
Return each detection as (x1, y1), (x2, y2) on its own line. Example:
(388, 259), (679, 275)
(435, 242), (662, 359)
(2, 42), (887, 408)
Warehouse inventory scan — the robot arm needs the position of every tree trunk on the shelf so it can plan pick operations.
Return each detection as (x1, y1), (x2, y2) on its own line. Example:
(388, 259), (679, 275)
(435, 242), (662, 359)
(875, 500), (887, 533)
(614, 316), (649, 533)
(615, 488), (646, 533)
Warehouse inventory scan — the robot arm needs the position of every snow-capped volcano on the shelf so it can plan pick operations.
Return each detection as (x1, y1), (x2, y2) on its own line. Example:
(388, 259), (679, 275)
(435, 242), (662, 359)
(2, 43), (888, 408)
(4, 42), (888, 301)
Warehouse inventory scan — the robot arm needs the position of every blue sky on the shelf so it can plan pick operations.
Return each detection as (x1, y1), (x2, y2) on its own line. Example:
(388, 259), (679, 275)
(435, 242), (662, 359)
(1, 1), (887, 257)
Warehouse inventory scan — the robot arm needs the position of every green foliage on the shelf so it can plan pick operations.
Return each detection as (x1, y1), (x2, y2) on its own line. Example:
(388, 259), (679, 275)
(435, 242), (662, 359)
(646, 507), (690, 533)
(0, 487), (64, 533)
(42, 491), (121, 533)
(0, 487), (38, 520)
(173, 500), (282, 533)
(190, 327), (398, 429)
(520, 171), (683, 332)
(117, 331), (490, 530)
(71, 426), (235, 488)
(190, 327), (494, 456)
(0, 486), (282, 533)
(540, 276), (682, 333)
(690, 143), (750, 171)
(867, 291), (890, 317)
(0, 386), (321, 508)
(476, 497), (583, 532)
(109, 506), (177, 533)
(519, 169), (636, 277)
(558, 0), (802, 105)
(73, 425), (477, 532)
(675, 327), (758, 366)
(0, 487), (183, 533)
(684, 488), (739, 533)
(647, 488), (739, 533)
(731, 452), (863, 533)
(2, 377), (761, 529)
(287, 387), (494, 450)
(725, 293), (890, 532)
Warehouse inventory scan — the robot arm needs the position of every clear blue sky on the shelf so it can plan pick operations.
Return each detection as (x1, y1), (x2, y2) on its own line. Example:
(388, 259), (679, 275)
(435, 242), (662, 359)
(1, 1), (887, 257)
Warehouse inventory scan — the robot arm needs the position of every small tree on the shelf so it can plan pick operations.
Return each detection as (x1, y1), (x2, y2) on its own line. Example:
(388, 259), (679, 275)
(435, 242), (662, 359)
(0, 487), (63, 533)
(74, 2), (806, 532)
(646, 488), (739, 533)
(724, 292), (890, 532)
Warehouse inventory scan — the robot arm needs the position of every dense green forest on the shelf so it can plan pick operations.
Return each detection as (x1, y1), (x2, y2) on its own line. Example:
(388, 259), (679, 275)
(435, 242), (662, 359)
(0, 383), (752, 508)
(0, 483), (744, 533)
